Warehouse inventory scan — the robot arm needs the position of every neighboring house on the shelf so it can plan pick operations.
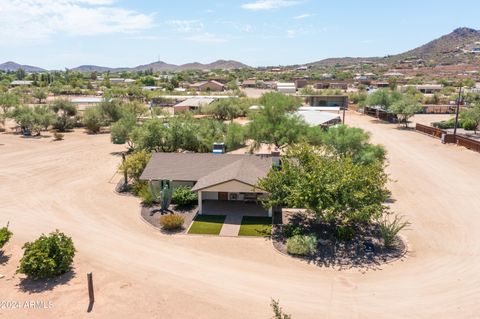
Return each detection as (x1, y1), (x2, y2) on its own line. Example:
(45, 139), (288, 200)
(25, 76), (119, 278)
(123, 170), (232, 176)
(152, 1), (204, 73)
(294, 79), (308, 89)
(189, 80), (225, 92)
(140, 153), (277, 216)
(10, 80), (33, 86)
(71, 97), (105, 111)
(241, 79), (257, 88)
(301, 95), (349, 109)
(173, 98), (215, 113)
(296, 110), (341, 127)
(329, 83), (348, 91)
(276, 82), (296, 94)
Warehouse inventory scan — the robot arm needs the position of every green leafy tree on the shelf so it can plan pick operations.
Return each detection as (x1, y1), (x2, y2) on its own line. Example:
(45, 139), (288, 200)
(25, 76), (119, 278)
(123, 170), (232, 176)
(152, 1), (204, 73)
(119, 150), (152, 182)
(111, 112), (137, 145)
(0, 92), (20, 127)
(389, 96), (423, 127)
(0, 224), (12, 250)
(33, 88), (48, 104)
(460, 103), (480, 134)
(365, 89), (402, 110)
(202, 98), (242, 121)
(225, 123), (245, 150)
(313, 125), (386, 164)
(248, 100), (307, 149)
(83, 106), (105, 134)
(258, 144), (389, 226)
(50, 99), (77, 132)
(17, 230), (76, 279)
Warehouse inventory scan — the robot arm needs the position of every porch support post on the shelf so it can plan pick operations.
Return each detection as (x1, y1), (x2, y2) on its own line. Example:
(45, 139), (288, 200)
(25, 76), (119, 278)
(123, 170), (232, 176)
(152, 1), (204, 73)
(268, 207), (272, 218)
(198, 191), (203, 215)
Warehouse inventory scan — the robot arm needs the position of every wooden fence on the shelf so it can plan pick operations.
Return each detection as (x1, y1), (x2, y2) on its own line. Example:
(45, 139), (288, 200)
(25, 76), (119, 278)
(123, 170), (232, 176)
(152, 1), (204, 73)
(415, 123), (445, 138)
(456, 135), (480, 153)
(415, 123), (480, 153)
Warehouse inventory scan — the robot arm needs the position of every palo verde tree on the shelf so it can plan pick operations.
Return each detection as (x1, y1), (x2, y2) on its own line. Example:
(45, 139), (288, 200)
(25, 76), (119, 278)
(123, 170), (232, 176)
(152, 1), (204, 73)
(49, 98), (78, 132)
(312, 125), (386, 164)
(389, 96), (423, 127)
(258, 144), (389, 226)
(247, 92), (306, 149)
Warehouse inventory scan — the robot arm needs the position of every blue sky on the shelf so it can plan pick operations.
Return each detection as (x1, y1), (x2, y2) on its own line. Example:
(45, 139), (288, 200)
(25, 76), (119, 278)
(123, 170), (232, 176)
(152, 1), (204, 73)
(1, 0), (479, 69)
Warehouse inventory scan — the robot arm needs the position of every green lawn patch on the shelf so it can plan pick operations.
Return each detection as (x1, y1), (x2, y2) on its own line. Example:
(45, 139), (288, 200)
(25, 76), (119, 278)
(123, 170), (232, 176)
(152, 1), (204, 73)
(188, 215), (226, 235)
(238, 216), (272, 236)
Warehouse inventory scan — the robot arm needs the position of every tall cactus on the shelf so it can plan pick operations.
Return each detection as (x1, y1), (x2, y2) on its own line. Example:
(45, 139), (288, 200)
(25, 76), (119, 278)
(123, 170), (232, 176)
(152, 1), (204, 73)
(149, 180), (172, 211)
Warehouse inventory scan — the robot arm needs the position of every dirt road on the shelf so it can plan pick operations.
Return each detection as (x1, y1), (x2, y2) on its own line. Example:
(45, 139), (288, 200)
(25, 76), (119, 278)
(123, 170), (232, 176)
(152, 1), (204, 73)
(0, 112), (479, 318)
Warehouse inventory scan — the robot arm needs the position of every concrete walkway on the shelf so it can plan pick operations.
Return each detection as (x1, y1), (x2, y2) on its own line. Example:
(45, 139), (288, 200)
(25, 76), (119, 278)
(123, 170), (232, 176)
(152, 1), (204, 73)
(219, 214), (242, 237)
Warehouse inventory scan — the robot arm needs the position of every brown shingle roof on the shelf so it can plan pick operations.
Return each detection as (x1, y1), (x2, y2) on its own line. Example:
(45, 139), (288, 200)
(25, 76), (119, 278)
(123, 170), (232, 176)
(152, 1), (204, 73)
(140, 153), (272, 188)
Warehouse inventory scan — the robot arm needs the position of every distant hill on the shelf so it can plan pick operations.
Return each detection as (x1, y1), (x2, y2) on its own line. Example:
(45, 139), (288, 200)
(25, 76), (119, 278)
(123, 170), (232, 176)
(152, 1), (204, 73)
(307, 27), (480, 67)
(389, 27), (480, 65)
(70, 59), (250, 73)
(0, 61), (45, 72)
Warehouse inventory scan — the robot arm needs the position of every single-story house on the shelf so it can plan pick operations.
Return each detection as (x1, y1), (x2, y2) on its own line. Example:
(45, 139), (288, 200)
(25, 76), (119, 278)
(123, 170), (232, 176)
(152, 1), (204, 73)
(301, 95), (349, 109)
(173, 97), (215, 113)
(10, 80), (33, 86)
(140, 153), (277, 216)
(277, 82), (296, 94)
(189, 80), (225, 92)
(241, 79), (257, 88)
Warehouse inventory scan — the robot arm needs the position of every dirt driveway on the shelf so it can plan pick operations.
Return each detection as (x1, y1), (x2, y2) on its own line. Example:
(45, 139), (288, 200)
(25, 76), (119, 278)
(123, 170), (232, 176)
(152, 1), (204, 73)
(0, 113), (479, 318)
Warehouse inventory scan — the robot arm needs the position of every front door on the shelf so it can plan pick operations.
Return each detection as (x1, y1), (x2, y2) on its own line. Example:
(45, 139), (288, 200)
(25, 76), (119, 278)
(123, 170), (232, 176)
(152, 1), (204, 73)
(218, 192), (228, 201)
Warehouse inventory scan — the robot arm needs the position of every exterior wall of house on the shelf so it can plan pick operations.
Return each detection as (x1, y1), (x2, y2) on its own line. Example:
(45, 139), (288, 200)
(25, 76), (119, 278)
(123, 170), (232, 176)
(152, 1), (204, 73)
(197, 82), (224, 92)
(202, 191), (219, 200)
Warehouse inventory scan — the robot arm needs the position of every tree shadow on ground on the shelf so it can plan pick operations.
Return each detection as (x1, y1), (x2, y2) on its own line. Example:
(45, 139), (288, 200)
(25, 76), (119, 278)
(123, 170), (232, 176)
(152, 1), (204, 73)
(273, 212), (407, 272)
(0, 251), (11, 265)
(17, 270), (76, 294)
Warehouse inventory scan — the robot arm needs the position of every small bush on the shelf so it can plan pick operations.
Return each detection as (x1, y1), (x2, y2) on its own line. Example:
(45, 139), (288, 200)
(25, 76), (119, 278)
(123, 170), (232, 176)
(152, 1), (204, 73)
(0, 224), (13, 249)
(53, 131), (64, 141)
(159, 214), (184, 230)
(286, 234), (317, 256)
(463, 119), (477, 131)
(282, 223), (304, 238)
(83, 107), (104, 134)
(379, 214), (410, 248)
(138, 183), (155, 205)
(335, 225), (355, 241)
(17, 230), (76, 279)
(172, 186), (197, 207)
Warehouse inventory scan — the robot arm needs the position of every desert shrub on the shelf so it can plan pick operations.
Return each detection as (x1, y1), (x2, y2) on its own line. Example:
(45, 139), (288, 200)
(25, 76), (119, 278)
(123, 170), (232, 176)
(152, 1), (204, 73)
(271, 299), (291, 319)
(83, 107), (104, 133)
(335, 225), (355, 241)
(0, 224), (12, 249)
(138, 184), (155, 205)
(282, 223), (304, 238)
(462, 118), (477, 131)
(17, 230), (76, 279)
(171, 186), (197, 207)
(53, 132), (64, 141)
(379, 214), (410, 247)
(159, 214), (184, 230)
(286, 234), (317, 256)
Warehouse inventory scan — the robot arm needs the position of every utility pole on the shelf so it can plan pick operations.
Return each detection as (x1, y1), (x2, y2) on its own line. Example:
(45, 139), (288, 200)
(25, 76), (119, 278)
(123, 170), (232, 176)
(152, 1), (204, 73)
(453, 85), (463, 138)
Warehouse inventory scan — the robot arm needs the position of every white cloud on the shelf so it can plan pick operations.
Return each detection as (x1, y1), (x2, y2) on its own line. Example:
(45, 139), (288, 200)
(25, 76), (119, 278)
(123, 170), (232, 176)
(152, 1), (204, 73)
(0, 0), (154, 44)
(185, 33), (226, 43)
(165, 20), (204, 33)
(293, 13), (312, 19)
(286, 29), (297, 38)
(241, 0), (299, 11)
